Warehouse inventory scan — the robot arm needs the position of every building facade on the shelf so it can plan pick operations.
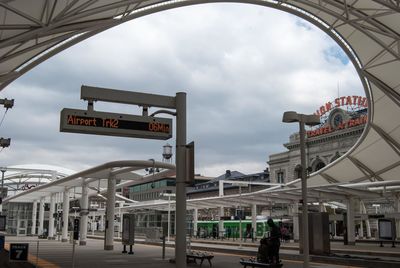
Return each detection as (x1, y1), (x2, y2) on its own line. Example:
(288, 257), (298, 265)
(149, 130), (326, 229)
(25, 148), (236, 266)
(268, 95), (368, 184)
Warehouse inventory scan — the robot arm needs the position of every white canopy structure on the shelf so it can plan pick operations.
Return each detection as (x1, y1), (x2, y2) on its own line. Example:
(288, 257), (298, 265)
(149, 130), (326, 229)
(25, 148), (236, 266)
(4, 160), (176, 203)
(1, 2), (400, 263)
(0, 0), (399, 191)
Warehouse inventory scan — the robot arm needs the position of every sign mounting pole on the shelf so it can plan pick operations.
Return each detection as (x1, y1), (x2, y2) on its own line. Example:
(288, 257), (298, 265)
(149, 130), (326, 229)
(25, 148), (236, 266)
(60, 85), (191, 268)
(175, 92), (186, 268)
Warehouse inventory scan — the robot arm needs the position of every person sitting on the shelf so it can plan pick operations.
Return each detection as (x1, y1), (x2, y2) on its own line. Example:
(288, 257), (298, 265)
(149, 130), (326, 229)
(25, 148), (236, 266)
(256, 237), (269, 263)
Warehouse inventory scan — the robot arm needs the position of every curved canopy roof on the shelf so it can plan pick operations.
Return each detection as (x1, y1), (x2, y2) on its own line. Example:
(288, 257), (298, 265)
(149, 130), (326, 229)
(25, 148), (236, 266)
(0, 1), (399, 196)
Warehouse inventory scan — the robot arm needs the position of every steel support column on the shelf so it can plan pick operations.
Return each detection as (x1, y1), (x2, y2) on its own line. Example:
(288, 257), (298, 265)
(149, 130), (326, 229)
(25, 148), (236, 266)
(80, 183), (89, 246)
(292, 202), (299, 241)
(251, 204), (257, 240)
(347, 198), (356, 245)
(105, 175), (116, 250)
(48, 193), (55, 239)
(175, 92), (187, 268)
(62, 190), (70, 242)
(38, 197), (45, 236)
(193, 208), (198, 237)
(31, 200), (37, 236)
(219, 206), (224, 239)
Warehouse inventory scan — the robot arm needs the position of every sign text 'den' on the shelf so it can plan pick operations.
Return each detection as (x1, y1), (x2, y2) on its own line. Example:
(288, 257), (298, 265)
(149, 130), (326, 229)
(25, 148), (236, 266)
(60, 109), (172, 140)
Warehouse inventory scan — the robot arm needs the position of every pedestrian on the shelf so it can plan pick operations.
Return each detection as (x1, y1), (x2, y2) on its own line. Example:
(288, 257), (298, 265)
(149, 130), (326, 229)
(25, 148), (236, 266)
(267, 218), (281, 264)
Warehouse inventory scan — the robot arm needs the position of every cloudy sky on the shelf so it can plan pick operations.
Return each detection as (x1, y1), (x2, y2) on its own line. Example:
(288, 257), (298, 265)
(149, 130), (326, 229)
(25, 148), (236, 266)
(0, 3), (364, 177)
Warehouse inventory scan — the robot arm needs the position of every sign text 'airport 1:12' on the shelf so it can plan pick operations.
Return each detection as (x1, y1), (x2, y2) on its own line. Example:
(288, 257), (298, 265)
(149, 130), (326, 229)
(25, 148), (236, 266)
(60, 108), (172, 140)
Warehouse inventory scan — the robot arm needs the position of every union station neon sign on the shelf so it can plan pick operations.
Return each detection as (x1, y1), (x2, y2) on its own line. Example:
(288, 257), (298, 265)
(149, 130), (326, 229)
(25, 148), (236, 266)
(307, 95), (368, 138)
(314, 95), (368, 117)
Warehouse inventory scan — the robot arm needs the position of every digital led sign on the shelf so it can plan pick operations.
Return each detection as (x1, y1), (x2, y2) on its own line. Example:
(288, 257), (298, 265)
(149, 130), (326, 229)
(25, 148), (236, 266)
(60, 108), (172, 140)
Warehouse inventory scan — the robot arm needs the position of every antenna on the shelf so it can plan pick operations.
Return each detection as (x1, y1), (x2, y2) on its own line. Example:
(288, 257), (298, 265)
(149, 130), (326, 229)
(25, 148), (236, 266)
(337, 81), (340, 99)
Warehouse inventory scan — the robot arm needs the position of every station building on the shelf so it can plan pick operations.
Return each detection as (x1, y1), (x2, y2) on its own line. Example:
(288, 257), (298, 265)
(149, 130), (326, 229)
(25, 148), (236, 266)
(268, 95), (368, 184)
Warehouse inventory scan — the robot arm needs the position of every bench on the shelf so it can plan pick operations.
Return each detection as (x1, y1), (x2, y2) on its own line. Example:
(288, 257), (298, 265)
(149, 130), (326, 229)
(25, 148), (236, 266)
(186, 251), (214, 267)
(239, 258), (283, 268)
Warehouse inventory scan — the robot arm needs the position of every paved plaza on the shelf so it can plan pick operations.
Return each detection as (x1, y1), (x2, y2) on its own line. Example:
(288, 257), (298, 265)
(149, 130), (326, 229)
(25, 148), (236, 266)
(1, 236), (400, 268)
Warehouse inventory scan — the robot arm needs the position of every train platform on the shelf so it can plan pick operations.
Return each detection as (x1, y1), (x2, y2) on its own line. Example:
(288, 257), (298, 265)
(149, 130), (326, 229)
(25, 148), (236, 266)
(1, 235), (400, 268)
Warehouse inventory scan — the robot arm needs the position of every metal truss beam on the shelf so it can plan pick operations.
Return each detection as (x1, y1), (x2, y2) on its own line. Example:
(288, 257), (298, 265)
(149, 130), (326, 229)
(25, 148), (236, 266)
(337, 185), (382, 198)
(372, 0), (400, 12)
(348, 156), (385, 181)
(370, 123), (400, 156)
(351, 160), (400, 183)
(363, 70), (400, 106)
(320, 173), (340, 183)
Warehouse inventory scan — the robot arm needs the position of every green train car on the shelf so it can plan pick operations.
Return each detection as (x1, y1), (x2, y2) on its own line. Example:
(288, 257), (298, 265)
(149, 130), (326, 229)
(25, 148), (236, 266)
(196, 219), (288, 239)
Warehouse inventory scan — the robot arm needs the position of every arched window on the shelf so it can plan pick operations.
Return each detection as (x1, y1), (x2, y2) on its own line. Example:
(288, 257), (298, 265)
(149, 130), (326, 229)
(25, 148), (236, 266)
(294, 165), (302, 179)
(330, 152), (341, 163)
(314, 160), (326, 171)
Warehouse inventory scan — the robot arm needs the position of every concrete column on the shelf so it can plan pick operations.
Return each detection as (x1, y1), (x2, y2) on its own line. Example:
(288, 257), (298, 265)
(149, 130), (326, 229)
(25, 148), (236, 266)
(293, 203), (299, 241)
(395, 195), (400, 239)
(118, 202), (124, 238)
(31, 201), (37, 236)
(105, 175), (116, 250)
(219, 180), (224, 196)
(319, 202), (326, 212)
(218, 206), (224, 238)
(193, 208), (198, 237)
(332, 208), (337, 237)
(360, 201), (371, 238)
(358, 200), (363, 239)
(80, 183), (89, 246)
(48, 194), (55, 239)
(38, 197), (45, 236)
(347, 198), (356, 245)
(62, 190), (70, 242)
(100, 214), (104, 231)
(251, 204), (257, 239)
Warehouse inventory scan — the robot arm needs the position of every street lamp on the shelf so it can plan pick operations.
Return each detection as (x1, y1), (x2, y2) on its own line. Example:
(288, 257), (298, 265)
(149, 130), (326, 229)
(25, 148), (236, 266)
(0, 167), (6, 197)
(282, 111), (320, 268)
(232, 181), (248, 249)
(160, 192), (175, 242)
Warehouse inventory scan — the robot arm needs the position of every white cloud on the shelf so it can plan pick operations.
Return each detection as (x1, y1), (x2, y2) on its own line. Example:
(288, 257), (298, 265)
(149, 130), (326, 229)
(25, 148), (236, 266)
(0, 4), (364, 177)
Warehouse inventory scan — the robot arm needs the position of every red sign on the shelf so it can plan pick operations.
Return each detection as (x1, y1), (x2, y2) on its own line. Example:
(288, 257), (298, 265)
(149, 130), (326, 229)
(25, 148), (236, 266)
(307, 115), (367, 138)
(315, 95), (368, 117)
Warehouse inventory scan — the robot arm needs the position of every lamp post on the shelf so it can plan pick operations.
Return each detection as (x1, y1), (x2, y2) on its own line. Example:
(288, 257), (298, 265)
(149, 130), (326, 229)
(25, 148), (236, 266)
(0, 167), (6, 197)
(232, 181), (248, 249)
(282, 111), (320, 268)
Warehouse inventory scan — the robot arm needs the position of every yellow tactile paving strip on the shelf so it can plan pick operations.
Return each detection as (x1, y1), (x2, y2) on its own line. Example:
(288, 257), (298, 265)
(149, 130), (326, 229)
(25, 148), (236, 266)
(5, 243), (60, 268)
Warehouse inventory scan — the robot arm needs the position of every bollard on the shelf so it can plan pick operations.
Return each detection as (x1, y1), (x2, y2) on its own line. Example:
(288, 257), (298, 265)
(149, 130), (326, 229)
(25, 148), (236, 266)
(161, 236), (166, 259)
(36, 241), (39, 268)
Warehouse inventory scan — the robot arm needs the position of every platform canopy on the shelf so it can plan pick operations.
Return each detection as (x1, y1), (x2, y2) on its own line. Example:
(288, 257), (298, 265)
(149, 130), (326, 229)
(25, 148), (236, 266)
(0, 1), (399, 192)
(4, 160), (176, 203)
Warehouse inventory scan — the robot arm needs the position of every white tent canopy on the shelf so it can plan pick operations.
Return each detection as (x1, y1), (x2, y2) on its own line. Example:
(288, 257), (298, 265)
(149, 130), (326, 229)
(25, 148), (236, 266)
(0, 1), (399, 199)
(4, 160), (176, 203)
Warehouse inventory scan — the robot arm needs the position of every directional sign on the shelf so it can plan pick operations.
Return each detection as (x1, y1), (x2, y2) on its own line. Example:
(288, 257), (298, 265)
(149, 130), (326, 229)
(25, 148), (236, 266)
(60, 108), (172, 140)
(9, 243), (29, 262)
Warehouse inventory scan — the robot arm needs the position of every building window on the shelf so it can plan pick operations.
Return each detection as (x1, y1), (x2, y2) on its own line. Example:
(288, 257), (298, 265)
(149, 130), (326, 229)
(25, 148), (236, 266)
(277, 171), (284, 184)
(313, 157), (326, 172)
(294, 165), (302, 179)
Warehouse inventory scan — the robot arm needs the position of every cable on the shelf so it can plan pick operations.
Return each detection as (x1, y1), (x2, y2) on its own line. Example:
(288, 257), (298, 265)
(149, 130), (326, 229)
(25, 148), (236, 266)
(0, 109), (8, 128)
